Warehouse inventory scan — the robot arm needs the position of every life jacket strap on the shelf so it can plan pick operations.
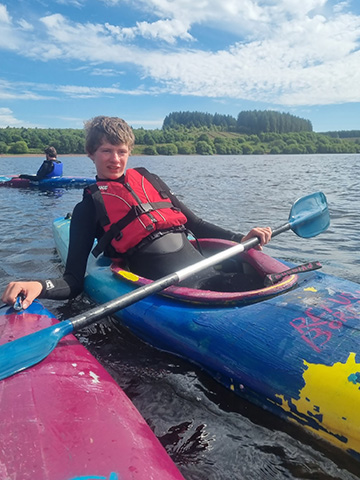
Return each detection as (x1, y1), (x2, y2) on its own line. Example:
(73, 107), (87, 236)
(87, 183), (110, 228)
(134, 167), (170, 199)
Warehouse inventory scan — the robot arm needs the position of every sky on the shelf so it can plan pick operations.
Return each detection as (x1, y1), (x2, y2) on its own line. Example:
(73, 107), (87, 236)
(0, 0), (359, 133)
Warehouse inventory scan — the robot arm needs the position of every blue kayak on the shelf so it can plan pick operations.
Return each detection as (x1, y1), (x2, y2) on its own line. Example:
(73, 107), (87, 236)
(52, 215), (360, 462)
(0, 174), (95, 189)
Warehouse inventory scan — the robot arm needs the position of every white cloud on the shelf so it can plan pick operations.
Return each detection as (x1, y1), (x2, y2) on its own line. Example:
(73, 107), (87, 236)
(17, 19), (34, 31)
(99, 0), (122, 5)
(0, 79), (157, 101)
(119, 0), (329, 38)
(133, 6), (360, 105)
(0, 3), (11, 24)
(333, 1), (351, 13)
(90, 67), (122, 76)
(56, 0), (86, 7)
(0, 107), (26, 127)
(0, 3), (20, 50)
(0, 79), (54, 101)
(0, 0), (359, 108)
(133, 19), (193, 44)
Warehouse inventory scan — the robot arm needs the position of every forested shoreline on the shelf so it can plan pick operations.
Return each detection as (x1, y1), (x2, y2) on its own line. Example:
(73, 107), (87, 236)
(1, 110), (359, 156)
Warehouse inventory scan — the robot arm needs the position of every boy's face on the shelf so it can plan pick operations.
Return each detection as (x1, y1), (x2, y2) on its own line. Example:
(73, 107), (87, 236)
(89, 142), (130, 179)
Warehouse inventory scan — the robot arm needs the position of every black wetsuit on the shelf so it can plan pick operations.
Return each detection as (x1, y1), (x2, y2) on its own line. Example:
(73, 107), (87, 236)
(39, 173), (244, 300)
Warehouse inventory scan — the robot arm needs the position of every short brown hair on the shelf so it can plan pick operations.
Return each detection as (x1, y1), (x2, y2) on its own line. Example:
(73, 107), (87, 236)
(84, 116), (135, 155)
(45, 146), (57, 158)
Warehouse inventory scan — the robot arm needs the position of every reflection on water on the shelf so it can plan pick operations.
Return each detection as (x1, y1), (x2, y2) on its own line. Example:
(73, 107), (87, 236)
(0, 153), (360, 479)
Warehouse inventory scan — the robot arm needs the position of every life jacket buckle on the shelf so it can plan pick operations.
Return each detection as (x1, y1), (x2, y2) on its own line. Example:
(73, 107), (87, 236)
(135, 203), (153, 214)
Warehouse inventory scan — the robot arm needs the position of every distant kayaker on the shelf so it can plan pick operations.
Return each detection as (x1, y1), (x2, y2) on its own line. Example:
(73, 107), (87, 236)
(19, 146), (63, 181)
(2, 116), (272, 309)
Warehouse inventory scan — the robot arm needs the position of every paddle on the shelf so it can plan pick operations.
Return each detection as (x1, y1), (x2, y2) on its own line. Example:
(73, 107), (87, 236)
(0, 191), (329, 381)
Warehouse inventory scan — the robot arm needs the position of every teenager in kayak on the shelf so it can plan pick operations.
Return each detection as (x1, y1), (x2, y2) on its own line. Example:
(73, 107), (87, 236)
(2, 116), (271, 309)
(19, 146), (63, 181)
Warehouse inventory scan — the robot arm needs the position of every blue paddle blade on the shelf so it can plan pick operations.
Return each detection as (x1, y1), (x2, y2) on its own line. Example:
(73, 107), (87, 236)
(288, 191), (330, 238)
(0, 319), (74, 380)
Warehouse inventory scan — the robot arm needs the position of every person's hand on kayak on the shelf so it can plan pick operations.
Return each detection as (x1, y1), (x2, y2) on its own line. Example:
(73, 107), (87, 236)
(241, 227), (272, 250)
(1, 281), (43, 310)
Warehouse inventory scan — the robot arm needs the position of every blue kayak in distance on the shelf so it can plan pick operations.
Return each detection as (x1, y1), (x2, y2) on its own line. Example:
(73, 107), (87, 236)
(0, 174), (95, 189)
(52, 215), (360, 462)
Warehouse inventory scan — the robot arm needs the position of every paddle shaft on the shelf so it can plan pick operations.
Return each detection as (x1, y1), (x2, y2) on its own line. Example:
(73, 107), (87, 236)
(70, 223), (290, 331)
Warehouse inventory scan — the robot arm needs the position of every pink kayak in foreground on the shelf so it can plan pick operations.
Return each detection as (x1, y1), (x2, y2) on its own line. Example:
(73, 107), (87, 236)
(0, 301), (185, 480)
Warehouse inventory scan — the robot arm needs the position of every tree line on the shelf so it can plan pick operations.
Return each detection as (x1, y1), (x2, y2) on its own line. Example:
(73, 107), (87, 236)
(0, 127), (85, 155)
(162, 110), (313, 134)
(136, 130), (360, 155)
(0, 110), (359, 156)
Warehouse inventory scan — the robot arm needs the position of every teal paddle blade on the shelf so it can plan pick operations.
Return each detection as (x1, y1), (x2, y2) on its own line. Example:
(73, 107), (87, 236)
(288, 192), (330, 238)
(0, 319), (74, 380)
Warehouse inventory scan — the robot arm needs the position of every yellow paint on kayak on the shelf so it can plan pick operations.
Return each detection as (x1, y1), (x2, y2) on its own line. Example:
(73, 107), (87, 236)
(115, 270), (140, 282)
(304, 286), (318, 292)
(276, 352), (360, 454)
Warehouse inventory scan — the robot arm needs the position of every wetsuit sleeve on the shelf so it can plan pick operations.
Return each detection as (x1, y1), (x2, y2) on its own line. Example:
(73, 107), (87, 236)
(152, 174), (244, 243)
(39, 195), (97, 300)
(36, 160), (54, 180)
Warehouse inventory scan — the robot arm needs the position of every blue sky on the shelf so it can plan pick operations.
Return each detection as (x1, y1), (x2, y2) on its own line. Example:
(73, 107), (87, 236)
(0, 0), (359, 132)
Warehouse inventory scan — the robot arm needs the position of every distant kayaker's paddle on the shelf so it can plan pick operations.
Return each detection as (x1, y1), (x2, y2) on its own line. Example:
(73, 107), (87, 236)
(0, 191), (329, 381)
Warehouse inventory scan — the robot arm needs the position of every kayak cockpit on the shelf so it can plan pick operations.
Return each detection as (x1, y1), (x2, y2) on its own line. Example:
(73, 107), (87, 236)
(111, 238), (298, 306)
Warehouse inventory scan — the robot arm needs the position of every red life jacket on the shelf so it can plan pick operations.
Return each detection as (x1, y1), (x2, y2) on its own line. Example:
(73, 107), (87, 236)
(88, 168), (188, 257)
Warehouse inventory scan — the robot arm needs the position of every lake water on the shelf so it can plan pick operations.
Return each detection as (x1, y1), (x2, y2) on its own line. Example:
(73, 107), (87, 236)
(0, 153), (360, 479)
